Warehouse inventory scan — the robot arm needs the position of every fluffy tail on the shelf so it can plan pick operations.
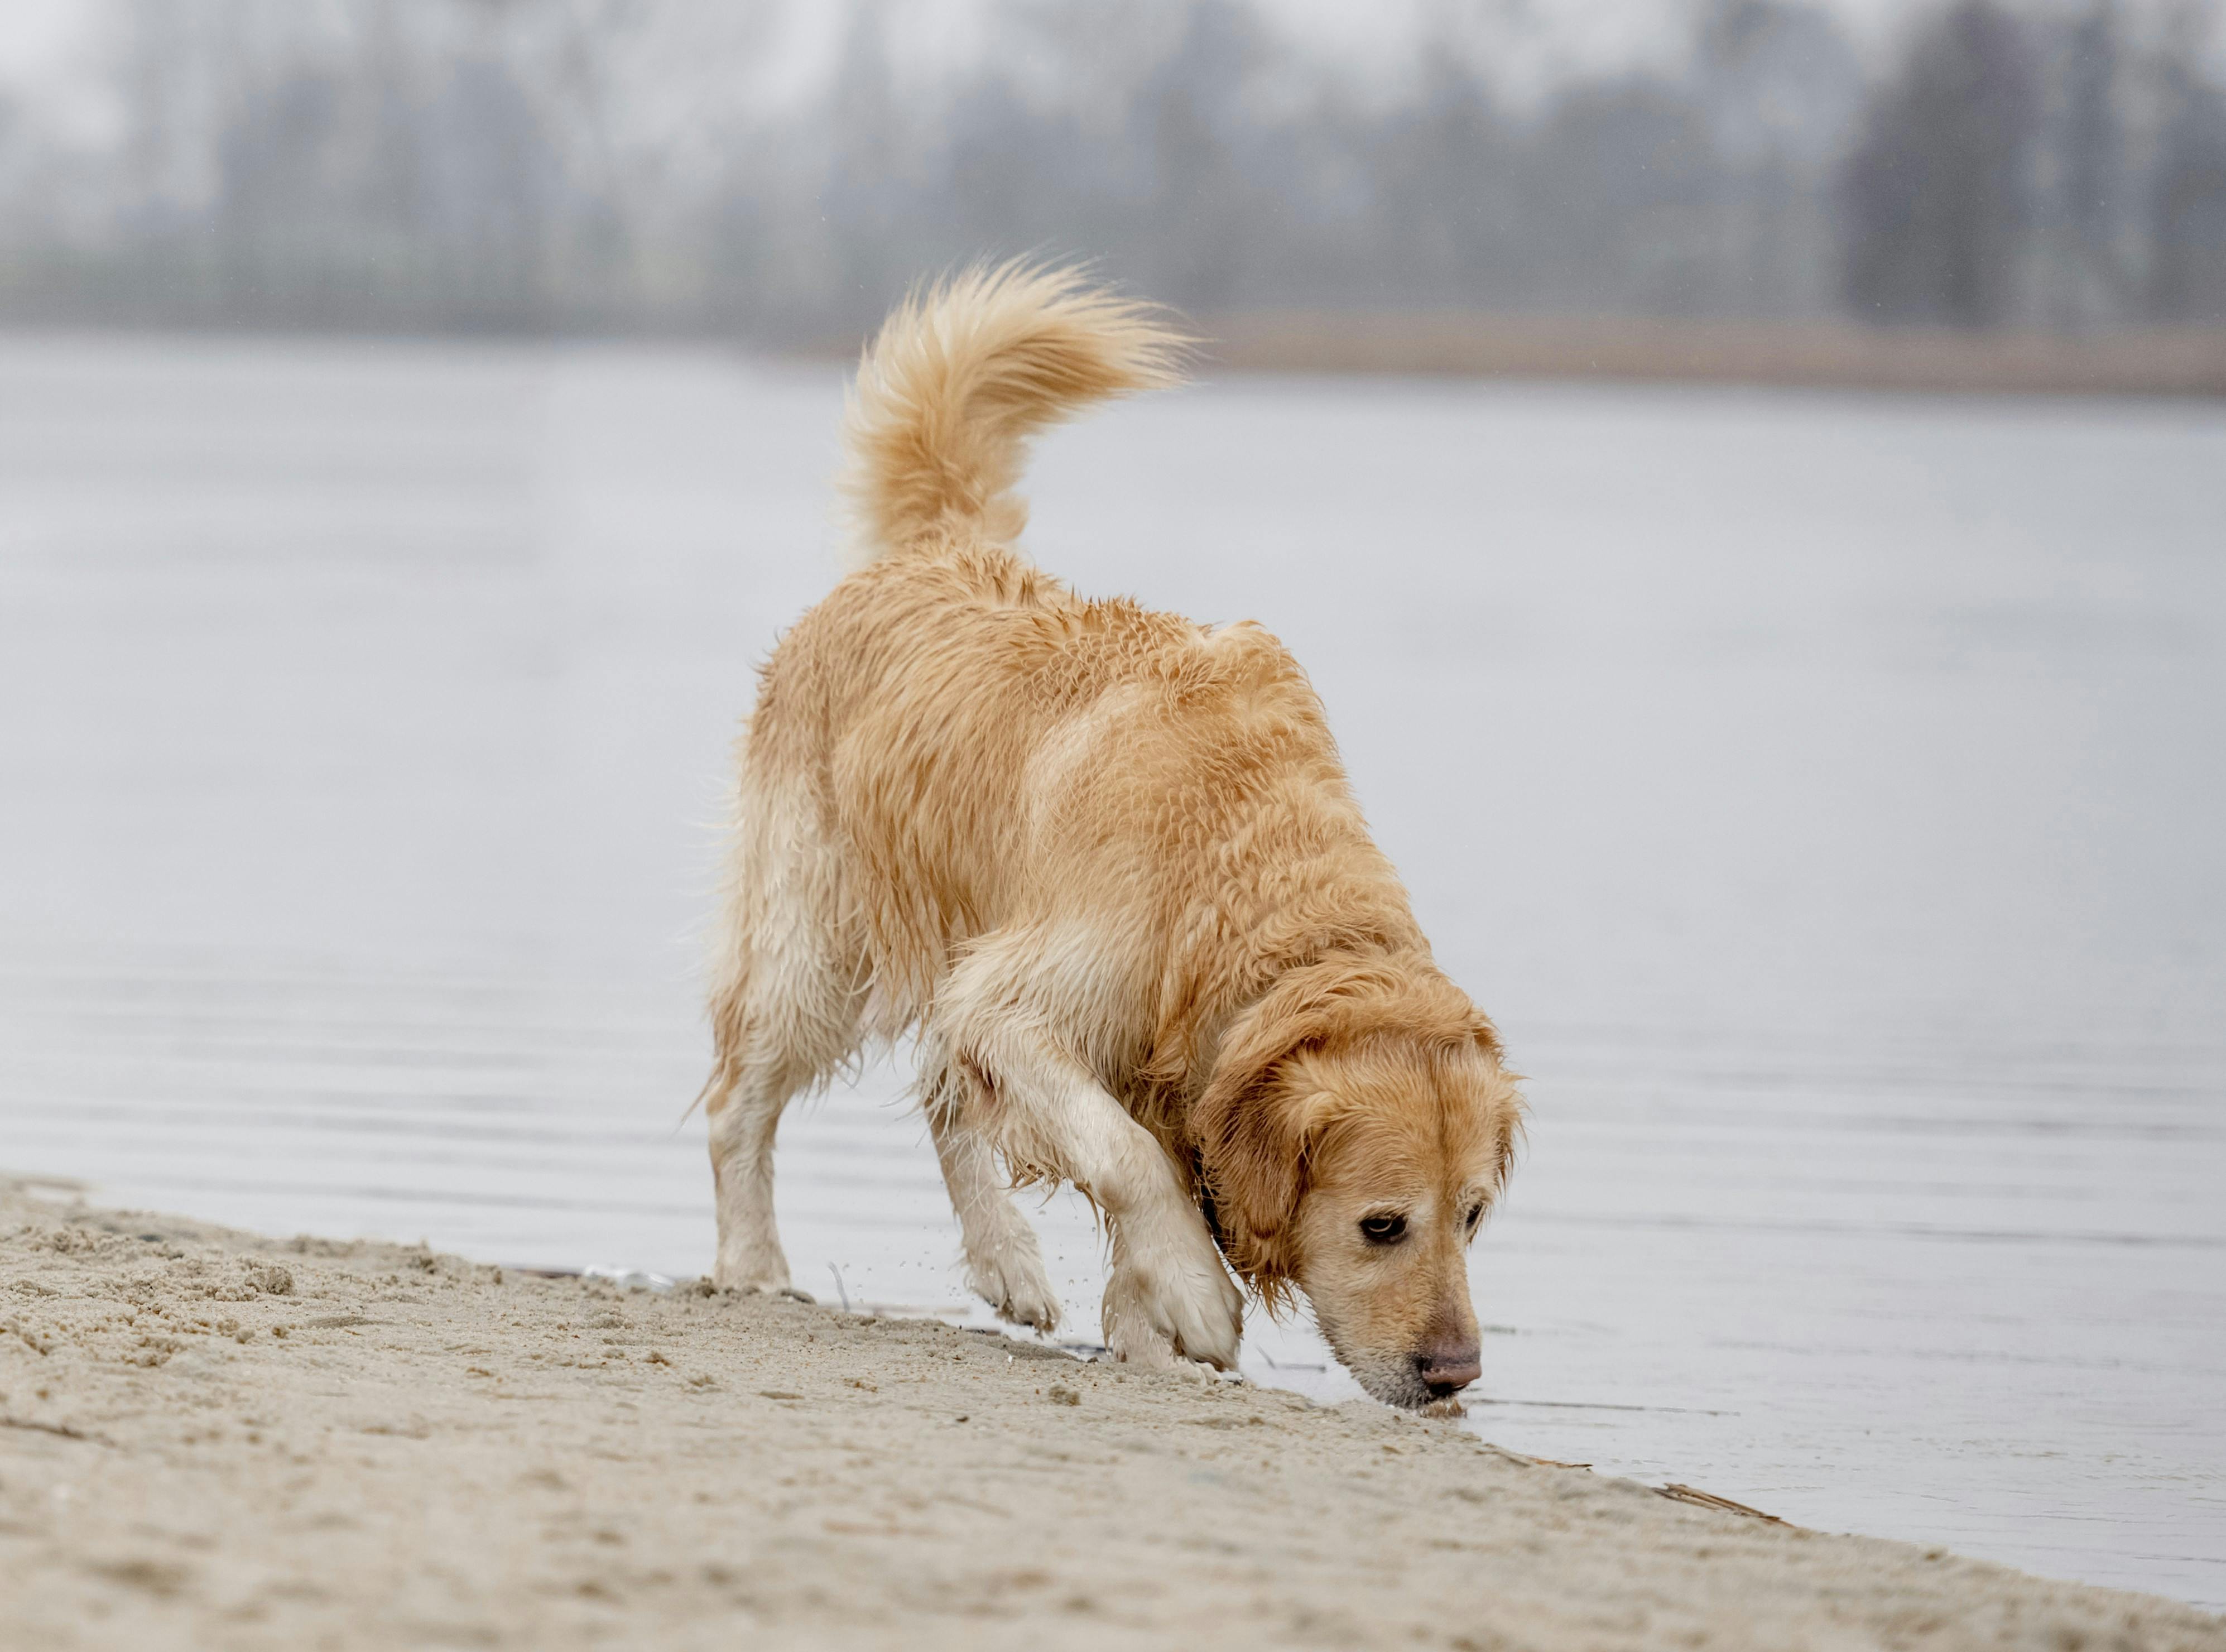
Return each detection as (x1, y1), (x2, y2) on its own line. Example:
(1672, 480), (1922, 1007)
(837, 262), (1189, 569)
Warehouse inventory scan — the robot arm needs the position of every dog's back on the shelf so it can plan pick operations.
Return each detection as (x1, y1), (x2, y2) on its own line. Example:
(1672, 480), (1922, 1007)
(723, 268), (1200, 1028)
(727, 266), (1414, 1053)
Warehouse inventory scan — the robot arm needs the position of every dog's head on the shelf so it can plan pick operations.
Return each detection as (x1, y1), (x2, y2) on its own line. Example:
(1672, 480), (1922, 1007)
(1194, 957), (1522, 1409)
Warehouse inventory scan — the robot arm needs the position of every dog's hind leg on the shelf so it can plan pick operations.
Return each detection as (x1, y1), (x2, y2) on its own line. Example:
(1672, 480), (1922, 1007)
(922, 1064), (1060, 1332)
(703, 771), (863, 1296)
(705, 1053), (812, 1296)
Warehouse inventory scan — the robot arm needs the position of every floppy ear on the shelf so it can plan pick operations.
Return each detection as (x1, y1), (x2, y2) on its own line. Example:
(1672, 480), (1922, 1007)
(1191, 969), (1359, 1300)
(1192, 1040), (1314, 1301)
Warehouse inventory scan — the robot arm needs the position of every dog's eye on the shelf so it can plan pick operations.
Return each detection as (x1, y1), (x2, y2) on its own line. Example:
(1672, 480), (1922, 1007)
(1358, 1214), (1407, 1246)
(1464, 1202), (1485, 1230)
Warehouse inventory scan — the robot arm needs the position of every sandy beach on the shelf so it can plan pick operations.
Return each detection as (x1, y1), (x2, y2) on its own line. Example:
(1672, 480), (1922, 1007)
(2, 1184), (2219, 1651)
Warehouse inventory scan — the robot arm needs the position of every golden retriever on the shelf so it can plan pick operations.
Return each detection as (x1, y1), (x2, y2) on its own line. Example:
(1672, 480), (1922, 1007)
(702, 264), (1523, 1408)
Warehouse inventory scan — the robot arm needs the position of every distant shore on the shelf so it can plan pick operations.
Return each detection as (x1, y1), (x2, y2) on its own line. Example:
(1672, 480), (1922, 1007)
(4, 1184), (2222, 1650)
(1194, 312), (2226, 398)
(13, 313), (2222, 400)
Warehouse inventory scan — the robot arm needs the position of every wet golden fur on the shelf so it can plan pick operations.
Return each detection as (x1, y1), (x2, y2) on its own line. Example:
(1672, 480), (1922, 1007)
(703, 265), (1523, 1405)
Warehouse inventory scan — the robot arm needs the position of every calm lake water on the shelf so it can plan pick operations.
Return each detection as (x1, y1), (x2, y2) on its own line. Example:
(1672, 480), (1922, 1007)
(2, 334), (2221, 1607)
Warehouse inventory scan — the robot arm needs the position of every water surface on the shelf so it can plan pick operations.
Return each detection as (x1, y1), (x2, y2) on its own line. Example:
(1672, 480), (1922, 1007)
(2, 335), (2220, 1605)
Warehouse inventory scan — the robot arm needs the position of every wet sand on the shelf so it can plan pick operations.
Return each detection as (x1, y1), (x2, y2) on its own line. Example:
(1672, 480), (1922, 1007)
(4, 1187), (2220, 1651)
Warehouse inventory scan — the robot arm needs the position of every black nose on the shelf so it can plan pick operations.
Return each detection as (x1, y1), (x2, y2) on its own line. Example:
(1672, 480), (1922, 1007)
(1415, 1344), (1482, 1396)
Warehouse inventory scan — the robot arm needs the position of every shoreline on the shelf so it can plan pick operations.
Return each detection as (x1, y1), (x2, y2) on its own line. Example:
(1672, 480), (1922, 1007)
(4, 1185), (2222, 1649)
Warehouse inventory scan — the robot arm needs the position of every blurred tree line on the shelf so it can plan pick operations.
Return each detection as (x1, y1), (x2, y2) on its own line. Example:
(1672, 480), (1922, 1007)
(0, 0), (2219, 337)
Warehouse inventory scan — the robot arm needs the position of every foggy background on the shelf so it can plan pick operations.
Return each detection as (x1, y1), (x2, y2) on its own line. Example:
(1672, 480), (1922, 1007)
(2, 0), (2223, 1612)
(0, 0), (2220, 342)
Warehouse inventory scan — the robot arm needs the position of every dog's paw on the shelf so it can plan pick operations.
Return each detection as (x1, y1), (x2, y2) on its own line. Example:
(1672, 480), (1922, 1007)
(1100, 1293), (1176, 1368)
(958, 1195), (1060, 1332)
(1103, 1203), (1243, 1371)
(718, 1278), (815, 1305)
(970, 1252), (1060, 1333)
(711, 1252), (797, 1298)
(1100, 1315), (1219, 1381)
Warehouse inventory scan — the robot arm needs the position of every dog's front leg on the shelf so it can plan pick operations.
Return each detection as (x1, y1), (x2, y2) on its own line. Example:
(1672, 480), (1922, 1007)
(923, 1070), (1060, 1333)
(946, 1026), (1242, 1370)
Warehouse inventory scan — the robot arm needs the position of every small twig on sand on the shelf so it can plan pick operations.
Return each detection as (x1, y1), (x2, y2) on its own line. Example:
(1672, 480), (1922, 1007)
(2, 1415), (110, 1446)
(1657, 1483), (1785, 1524)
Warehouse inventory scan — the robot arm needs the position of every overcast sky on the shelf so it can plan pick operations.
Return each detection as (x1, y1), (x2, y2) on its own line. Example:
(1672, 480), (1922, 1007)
(0, 0), (1948, 80)
(0, 0), (80, 84)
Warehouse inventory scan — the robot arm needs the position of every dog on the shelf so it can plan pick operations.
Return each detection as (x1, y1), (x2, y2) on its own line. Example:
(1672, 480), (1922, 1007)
(701, 264), (1523, 1408)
